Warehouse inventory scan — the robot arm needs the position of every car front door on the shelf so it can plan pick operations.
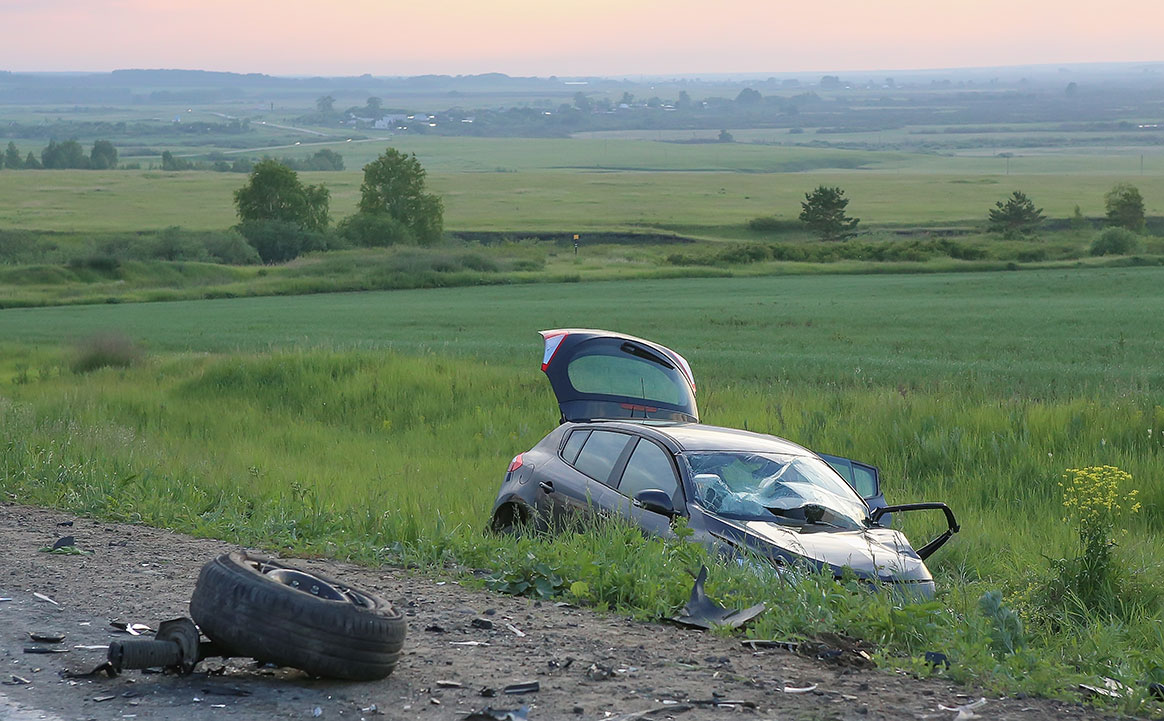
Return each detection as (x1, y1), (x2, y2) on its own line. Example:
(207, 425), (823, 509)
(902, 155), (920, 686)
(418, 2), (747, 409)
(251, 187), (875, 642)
(611, 437), (684, 538)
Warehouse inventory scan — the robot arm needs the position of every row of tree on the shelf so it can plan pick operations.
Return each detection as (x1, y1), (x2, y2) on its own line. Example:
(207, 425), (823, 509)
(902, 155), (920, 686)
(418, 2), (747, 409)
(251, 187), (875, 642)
(1, 139), (118, 170)
(232, 148), (443, 263)
(779, 183), (1150, 242)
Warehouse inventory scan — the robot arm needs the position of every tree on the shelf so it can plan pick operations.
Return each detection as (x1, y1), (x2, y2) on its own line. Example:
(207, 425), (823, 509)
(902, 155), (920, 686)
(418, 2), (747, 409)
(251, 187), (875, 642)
(303, 148), (344, 171)
(4, 142), (20, 169)
(348, 148), (443, 246)
(572, 92), (591, 112)
(987, 191), (1045, 238)
(676, 90), (692, 109)
(736, 88), (762, 104)
(799, 186), (859, 240)
(234, 159), (330, 232)
(316, 95), (336, 113)
(366, 96), (383, 114)
(41, 139), (88, 169)
(90, 140), (118, 170)
(24, 152), (41, 169)
(1104, 183), (1145, 231)
(717, 129), (734, 143)
(619, 91), (634, 106)
(161, 151), (192, 171)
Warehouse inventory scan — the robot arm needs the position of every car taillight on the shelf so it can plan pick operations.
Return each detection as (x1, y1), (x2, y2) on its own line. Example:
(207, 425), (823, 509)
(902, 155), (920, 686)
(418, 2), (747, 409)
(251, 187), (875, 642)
(507, 454), (524, 473)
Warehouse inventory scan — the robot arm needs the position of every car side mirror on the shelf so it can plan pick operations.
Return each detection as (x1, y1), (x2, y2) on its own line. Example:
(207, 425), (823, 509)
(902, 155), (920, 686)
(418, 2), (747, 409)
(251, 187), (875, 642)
(634, 489), (677, 517)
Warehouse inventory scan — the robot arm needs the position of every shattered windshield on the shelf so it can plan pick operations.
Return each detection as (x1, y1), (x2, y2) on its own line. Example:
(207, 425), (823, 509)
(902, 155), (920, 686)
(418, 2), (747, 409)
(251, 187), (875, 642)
(682, 452), (868, 529)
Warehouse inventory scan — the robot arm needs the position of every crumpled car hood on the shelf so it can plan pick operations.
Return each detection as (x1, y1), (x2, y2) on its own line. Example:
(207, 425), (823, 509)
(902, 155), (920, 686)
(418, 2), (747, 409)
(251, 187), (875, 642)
(743, 521), (933, 584)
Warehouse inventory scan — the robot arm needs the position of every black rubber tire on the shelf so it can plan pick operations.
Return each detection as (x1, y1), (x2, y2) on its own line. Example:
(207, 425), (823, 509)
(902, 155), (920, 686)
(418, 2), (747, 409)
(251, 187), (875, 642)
(189, 551), (405, 681)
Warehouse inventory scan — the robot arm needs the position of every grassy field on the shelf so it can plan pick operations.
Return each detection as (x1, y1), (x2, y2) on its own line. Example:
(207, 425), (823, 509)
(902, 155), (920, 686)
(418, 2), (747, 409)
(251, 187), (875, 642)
(1, 136), (1161, 234)
(2, 268), (1163, 707)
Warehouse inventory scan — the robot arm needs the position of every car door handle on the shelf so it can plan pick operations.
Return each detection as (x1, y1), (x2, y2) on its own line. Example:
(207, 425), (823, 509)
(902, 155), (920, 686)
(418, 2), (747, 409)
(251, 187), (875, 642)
(539, 481), (554, 494)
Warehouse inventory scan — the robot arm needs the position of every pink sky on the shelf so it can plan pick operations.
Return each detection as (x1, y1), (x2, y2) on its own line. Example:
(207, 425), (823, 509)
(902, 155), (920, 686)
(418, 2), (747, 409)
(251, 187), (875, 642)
(1, 0), (1160, 76)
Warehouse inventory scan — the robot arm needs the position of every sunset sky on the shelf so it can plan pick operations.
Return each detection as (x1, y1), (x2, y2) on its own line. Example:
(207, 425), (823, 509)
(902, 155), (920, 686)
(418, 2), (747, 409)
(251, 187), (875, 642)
(1, 0), (1160, 77)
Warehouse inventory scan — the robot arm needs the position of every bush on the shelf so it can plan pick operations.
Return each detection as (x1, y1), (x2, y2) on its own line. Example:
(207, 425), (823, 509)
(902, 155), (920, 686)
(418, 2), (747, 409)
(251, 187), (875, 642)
(67, 254), (121, 273)
(237, 220), (331, 264)
(71, 332), (144, 373)
(746, 216), (800, 233)
(1089, 227), (1139, 256)
(203, 232), (260, 265)
(336, 213), (416, 247)
(715, 243), (771, 264)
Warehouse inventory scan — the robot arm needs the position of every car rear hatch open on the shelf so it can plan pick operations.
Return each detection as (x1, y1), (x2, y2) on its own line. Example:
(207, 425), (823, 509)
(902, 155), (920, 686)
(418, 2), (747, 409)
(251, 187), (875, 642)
(540, 329), (699, 423)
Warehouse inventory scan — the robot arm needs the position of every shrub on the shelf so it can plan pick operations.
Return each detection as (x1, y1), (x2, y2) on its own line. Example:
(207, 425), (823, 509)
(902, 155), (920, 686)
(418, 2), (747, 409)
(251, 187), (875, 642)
(715, 243), (770, 264)
(1089, 227), (1139, 256)
(746, 216), (799, 233)
(238, 220), (331, 264)
(336, 213), (415, 247)
(67, 254), (121, 273)
(203, 232), (260, 265)
(71, 332), (144, 373)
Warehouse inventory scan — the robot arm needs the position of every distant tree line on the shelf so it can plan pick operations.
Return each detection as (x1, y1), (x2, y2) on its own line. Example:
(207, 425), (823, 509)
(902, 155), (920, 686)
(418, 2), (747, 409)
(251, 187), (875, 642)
(1, 139), (120, 170)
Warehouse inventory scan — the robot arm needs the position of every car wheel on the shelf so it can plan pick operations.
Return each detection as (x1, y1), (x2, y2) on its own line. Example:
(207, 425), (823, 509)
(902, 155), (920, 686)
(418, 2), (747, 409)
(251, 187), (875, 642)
(490, 501), (544, 534)
(189, 551), (405, 680)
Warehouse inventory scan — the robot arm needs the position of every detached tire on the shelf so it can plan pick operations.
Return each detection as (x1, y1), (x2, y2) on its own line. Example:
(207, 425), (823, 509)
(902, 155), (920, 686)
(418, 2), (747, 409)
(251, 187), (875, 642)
(189, 551), (405, 681)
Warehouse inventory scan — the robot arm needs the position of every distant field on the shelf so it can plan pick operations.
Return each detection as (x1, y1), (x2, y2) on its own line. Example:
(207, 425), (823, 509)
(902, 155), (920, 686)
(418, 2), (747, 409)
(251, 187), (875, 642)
(1, 160), (1161, 234)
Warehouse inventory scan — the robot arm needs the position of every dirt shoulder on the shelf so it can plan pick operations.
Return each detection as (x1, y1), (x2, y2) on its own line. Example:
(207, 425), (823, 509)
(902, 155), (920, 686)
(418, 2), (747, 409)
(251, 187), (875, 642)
(0, 503), (1103, 721)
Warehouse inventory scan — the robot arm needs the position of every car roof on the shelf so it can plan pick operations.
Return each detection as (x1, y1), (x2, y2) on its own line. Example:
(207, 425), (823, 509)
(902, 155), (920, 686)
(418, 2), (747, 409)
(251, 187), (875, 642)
(580, 421), (813, 456)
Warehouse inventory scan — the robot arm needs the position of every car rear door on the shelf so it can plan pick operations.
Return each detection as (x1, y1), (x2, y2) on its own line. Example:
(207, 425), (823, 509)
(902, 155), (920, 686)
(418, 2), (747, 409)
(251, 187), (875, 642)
(539, 329), (698, 423)
(548, 428), (635, 525)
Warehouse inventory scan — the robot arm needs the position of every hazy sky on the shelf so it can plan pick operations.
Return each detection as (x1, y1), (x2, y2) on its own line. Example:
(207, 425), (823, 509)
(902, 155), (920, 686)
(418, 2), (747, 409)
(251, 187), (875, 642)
(1, 0), (1160, 76)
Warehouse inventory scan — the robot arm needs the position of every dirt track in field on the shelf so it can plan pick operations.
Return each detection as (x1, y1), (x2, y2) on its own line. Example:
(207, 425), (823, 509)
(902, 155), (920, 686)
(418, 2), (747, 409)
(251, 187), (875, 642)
(0, 503), (1110, 721)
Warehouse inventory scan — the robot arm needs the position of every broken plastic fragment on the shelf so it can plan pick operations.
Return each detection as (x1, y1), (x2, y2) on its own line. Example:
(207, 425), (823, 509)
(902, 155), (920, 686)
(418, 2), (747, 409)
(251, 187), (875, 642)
(33, 592), (58, 605)
(782, 684), (817, 694)
(29, 632), (66, 643)
(503, 681), (539, 695)
(939, 697), (987, 719)
(463, 707), (529, 721)
(670, 566), (765, 630)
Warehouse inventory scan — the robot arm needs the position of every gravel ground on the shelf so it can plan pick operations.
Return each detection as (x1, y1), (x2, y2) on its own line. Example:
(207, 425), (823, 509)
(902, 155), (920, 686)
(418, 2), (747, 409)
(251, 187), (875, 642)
(0, 502), (1111, 721)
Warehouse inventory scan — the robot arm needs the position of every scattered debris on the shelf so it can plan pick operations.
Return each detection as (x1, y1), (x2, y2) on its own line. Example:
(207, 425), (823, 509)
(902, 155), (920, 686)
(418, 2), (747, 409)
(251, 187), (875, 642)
(3, 675), (31, 685)
(741, 639), (798, 652)
(670, 566), (765, 630)
(505, 623), (526, 637)
(471, 618), (494, 630)
(201, 686), (252, 697)
(479, 687), (497, 698)
(93, 694), (117, 702)
(57, 521), (74, 527)
(450, 641), (490, 647)
(586, 663), (613, 681)
(684, 698), (757, 709)
(53, 536), (75, 549)
(29, 632), (65, 643)
(548, 657), (574, 672)
(782, 684), (817, 694)
(24, 646), (69, 654)
(605, 704), (694, 721)
(1150, 682), (1164, 701)
(312, 706), (323, 717)
(503, 681), (539, 695)
(0, 598), (12, 603)
(939, 697), (987, 720)
(1078, 677), (1131, 700)
(425, 624), (447, 633)
(33, 592), (58, 605)
(463, 707), (529, 721)
(359, 705), (381, 715)
(436, 680), (463, 688)
(110, 621), (155, 636)
(925, 651), (950, 669)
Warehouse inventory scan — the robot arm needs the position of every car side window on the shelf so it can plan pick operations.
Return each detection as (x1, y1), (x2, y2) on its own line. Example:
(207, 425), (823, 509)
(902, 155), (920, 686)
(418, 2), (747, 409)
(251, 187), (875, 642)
(617, 439), (682, 508)
(851, 464), (878, 498)
(561, 429), (590, 465)
(572, 430), (631, 485)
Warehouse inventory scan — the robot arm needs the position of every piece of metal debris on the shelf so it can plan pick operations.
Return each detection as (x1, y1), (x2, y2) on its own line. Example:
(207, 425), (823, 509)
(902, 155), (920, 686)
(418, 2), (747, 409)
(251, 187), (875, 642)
(603, 705), (694, 721)
(1078, 678), (1131, 700)
(4, 675), (31, 685)
(24, 646), (69, 654)
(463, 706), (529, 721)
(110, 621), (154, 636)
(782, 684), (817, 694)
(471, 618), (494, 630)
(33, 592), (58, 605)
(939, 697), (987, 720)
(925, 651), (950, 668)
(0, 598), (12, 602)
(93, 695), (117, 702)
(450, 641), (490, 647)
(1149, 682), (1164, 701)
(586, 663), (613, 681)
(52, 536), (76, 550)
(670, 566), (765, 630)
(503, 682), (539, 695)
(29, 632), (65, 643)
(436, 680), (463, 688)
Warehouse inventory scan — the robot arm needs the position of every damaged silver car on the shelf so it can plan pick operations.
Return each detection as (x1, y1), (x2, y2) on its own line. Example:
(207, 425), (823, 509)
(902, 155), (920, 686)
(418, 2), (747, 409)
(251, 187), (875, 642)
(491, 329), (959, 598)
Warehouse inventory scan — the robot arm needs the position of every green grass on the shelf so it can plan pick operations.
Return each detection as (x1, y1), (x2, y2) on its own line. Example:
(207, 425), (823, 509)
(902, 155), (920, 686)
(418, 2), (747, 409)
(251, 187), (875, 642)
(3, 240), (1164, 708)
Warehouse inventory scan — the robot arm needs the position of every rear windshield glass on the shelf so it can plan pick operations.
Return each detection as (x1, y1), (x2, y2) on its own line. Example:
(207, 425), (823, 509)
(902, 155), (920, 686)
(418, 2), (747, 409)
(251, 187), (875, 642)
(567, 345), (687, 406)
